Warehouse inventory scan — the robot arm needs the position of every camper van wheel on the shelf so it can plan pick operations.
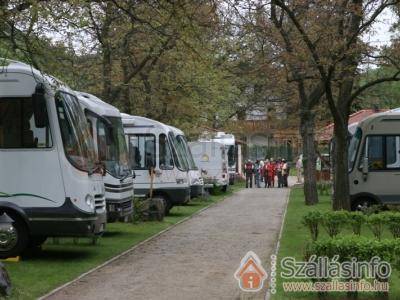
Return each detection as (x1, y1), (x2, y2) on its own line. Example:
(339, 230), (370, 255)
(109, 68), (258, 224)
(0, 212), (29, 259)
(351, 198), (374, 211)
(221, 185), (228, 193)
(158, 197), (172, 216)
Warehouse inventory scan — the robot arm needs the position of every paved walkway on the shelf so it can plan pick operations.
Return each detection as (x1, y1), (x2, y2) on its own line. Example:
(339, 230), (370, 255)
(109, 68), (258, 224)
(47, 180), (293, 300)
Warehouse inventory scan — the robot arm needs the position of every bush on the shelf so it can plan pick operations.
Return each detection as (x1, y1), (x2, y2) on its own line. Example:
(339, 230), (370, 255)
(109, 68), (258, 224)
(367, 213), (387, 240)
(302, 211), (323, 241)
(347, 211), (365, 235)
(384, 212), (400, 238)
(307, 236), (399, 263)
(322, 211), (348, 238)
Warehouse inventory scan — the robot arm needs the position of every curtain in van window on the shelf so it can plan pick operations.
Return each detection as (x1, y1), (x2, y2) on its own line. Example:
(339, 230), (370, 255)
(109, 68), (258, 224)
(386, 136), (400, 168)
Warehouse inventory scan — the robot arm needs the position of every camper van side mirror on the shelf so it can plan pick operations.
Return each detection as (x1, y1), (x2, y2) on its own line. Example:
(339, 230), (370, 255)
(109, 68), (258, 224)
(32, 83), (49, 128)
(362, 157), (369, 180)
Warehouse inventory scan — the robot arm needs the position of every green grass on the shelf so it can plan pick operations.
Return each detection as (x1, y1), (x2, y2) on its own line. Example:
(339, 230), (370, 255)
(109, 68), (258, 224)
(6, 182), (244, 299)
(272, 187), (400, 300)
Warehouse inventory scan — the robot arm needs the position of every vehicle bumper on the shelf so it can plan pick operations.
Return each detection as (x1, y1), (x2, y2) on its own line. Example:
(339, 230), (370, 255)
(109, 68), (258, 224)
(24, 198), (106, 237)
(190, 185), (204, 198)
(106, 197), (133, 221)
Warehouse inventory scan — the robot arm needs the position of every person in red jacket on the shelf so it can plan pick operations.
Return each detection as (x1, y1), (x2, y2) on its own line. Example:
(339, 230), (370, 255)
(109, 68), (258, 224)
(267, 159), (276, 188)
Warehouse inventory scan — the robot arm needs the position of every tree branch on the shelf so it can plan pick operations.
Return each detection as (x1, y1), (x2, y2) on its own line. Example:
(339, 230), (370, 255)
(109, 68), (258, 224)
(350, 71), (400, 101)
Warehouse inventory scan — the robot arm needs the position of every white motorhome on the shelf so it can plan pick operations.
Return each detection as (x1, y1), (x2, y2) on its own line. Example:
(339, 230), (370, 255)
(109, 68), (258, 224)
(189, 141), (229, 192)
(212, 132), (238, 184)
(76, 92), (134, 222)
(348, 110), (400, 210)
(121, 114), (190, 214)
(0, 59), (106, 257)
(168, 126), (204, 198)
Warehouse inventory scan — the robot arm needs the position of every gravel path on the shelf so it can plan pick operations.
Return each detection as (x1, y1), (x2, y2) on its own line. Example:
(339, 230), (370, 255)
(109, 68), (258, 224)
(46, 180), (293, 300)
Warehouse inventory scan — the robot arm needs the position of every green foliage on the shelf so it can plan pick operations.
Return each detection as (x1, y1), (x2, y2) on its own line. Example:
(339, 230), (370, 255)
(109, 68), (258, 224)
(347, 211), (365, 235)
(367, 213), (387, 241)
(307, 236), (400, 266)
(317, 182), (331, 195)
(384, 212), (400, 238)
(302, 211), (323, 241)
(322, 211), (349, 238)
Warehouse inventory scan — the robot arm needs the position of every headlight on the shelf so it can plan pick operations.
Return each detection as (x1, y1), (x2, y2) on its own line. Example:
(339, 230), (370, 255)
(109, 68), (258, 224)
(85, 194), (95, 210)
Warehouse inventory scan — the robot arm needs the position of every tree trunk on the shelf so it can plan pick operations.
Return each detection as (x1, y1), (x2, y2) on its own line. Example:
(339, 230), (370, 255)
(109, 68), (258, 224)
(300, 110), (318, 205)
(332, 115), (351, 210)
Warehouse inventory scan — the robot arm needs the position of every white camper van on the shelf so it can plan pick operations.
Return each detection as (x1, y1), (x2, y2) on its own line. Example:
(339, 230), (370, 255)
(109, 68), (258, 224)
(212, 132), (237, 185)
(189, 141), (229, 192)
(76, 92), (134, 222)
(122, 114), (190, 213)
(349, 110), (400, 210)
(168, 126), (204, 198)
(0, 59), (106, 257)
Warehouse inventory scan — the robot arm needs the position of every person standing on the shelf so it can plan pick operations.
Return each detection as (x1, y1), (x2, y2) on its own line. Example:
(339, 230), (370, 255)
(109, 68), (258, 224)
(296, 156), (303, 183)
(276, 158), (283, 188)
(263, 159), (269, 188)
(244, 160), (254, 188)
(282, 158), (289, 187)
(254, 160), (261, 188)
(259, 159), (265, 183)
(267, 159), (276, 188)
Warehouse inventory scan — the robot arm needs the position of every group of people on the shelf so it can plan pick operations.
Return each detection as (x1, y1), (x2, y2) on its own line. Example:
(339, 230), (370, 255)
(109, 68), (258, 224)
(244, 158), (290, 189)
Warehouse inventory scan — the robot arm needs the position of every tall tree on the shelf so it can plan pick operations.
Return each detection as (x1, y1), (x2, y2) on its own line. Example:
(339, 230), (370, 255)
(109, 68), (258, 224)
(269, 0), (400, 210)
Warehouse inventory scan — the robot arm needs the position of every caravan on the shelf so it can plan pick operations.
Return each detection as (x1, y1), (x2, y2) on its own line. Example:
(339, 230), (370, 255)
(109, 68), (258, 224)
(212, 132), (238, 184)
(76, 92), (134, 222)
(348, 110), (400, 210)
(168, 126), (204, 198)
(189, 140), (229, 192)
(0, 59), (106, 257)
(122, 114), (190, 214)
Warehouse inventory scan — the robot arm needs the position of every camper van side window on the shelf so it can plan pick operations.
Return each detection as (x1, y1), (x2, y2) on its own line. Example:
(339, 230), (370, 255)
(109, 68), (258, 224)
(358, 135), (400, 170)
(128, 134), (155, 170)
(386, 136), (400, 169)
(159, 134), (174, 170)
(0, 97), (52, 149)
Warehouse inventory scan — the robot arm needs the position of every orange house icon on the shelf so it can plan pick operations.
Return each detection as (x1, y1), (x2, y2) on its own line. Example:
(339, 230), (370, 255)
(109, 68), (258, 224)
(234, 251), (268, 292)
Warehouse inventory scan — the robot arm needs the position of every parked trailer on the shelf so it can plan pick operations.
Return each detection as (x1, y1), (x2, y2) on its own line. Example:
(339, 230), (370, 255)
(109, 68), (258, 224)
(189, 141), (229, 192)
(0, 59), (106, 257)
(168, 126), (204, 198)
(349, 110), (400, 210)
(121, 114), (190, 214)
(212, 132), (237, 184)
(76, 92), (134, 222)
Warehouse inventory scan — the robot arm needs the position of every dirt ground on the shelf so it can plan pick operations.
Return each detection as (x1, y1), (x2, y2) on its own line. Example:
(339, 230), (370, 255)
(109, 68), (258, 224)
(46, 180), (293, 300)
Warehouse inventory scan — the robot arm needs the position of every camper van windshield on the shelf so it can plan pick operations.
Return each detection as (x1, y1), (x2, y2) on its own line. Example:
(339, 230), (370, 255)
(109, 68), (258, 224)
(348, 127), (362, 172)
(168, 132), (188, 171)
(177, 135), (197, 170)
(56, 92), (96, 172)
(98, 116), (130, 178)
